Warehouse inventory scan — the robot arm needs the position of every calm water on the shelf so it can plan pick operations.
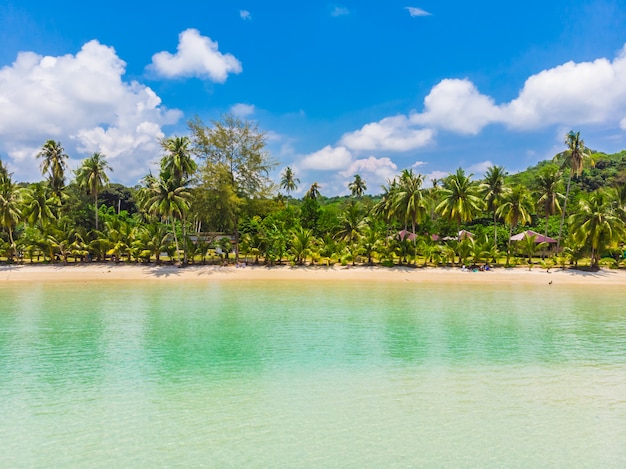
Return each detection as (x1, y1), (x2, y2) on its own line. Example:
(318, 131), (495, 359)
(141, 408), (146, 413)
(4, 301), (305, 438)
(1, 279), (625, 468)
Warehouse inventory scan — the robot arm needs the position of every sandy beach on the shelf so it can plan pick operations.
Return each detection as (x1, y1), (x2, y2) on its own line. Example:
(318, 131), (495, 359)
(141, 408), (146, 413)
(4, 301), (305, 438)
(1, 263), (625, 286)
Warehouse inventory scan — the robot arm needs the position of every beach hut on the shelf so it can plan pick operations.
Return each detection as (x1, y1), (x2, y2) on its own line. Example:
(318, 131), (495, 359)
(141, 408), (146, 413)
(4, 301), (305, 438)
(397, 229), (417, 242)
(510, 230), (558, 256)
(509, 230), (557, 244)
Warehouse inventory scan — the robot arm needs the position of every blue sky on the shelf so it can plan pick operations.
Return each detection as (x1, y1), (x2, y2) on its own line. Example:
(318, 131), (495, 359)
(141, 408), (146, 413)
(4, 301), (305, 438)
(1, 1), (626, 195)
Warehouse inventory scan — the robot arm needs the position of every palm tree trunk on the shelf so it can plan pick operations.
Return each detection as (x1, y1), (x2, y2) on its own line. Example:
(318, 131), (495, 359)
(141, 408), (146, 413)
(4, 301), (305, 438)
(506, 224), (514, 267)
(8, 228), (17, 259)
(182, 215), (188, 264)
(95, 190), (99, 231)
(233, 214), (240, 263)
(171, 218), (180, 263)
(493, 212), (498, 247)
(556, 173), (572, 252)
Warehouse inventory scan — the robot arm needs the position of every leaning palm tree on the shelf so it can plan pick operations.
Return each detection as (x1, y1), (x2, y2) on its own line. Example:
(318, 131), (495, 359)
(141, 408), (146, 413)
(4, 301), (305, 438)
(280, 167), (299, 203)
(75, 152), (112, 231)
(569, 191), (625, 268)
(436, 168), (484, 232)
(348, 174), (367, 198)
(554, 131), (593, 251)
(480, 165), (509, 246)
(497, 185), (533, 266)
(37, 140), (69, 200)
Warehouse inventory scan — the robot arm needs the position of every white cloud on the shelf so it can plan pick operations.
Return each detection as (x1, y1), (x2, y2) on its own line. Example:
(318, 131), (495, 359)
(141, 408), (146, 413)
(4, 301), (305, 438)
(424, 170), (449, 185)
(230, 103), (255, 117)
(405, 7), (431, 17)
(621, 117), (626, 130)
(240, 10), (251, 20)
(148, 28), (242, 82)
(340, 156), (397, 178)
(0, 40), (181, 184)
(412, 161), (427, 168)
(466, 160), (494, 177)
(502, 47), (626, 129)
(411, 79), (501, 134)
(336, 156), (397, 195)
(331, 6), (349, 17)
(340, 115), (434, 151)
(411, 45), (626, 135)
(300, 145), (352, 170)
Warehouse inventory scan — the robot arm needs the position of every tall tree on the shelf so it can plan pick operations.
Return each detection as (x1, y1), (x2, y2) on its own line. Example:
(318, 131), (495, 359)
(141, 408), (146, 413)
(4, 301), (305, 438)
(280, 166), (299, 203)
(348, 174), (367, 198)
(161, 136), (197, 185)
(554, 131), (593, 251)
(393, 169), (425, 236)
(139, 167), (191, 263)
(75, 152), (112, 231)
(497, 185), (533, 266)
(480, 165), (508, 246)
(37, 140), (69, 200)
(189, 114), (276, 261)
(436, 168), (484, 232)
(160, 136), (197, 262)
(535, 165), (564, 241)
(0, 166), (22, 259)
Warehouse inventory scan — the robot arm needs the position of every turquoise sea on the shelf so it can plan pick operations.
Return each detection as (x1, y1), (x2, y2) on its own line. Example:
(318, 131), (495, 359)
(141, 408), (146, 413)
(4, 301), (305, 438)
(1, 279), (625, 468)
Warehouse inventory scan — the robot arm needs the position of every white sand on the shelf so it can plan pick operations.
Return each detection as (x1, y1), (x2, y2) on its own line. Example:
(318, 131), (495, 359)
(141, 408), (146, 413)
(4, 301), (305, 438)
(1, 263), (625, 286)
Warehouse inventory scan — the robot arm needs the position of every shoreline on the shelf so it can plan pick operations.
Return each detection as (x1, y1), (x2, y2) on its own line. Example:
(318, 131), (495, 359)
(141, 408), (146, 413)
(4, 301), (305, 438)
(1, 263), (626, 286)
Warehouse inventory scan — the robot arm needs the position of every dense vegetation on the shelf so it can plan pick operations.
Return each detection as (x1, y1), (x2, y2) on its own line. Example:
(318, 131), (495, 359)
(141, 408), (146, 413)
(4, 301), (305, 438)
(1, 119), (625, 270)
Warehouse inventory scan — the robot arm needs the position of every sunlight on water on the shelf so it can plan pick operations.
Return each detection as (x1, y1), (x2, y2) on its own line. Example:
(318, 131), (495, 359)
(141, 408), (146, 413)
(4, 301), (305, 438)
(1, 280), (625, 467)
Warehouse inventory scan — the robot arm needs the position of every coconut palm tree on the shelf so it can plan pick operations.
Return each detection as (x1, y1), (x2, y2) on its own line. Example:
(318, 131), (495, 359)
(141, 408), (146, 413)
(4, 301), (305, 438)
(569, 191), (625, 268)
(21, 182), (57, 229)
(161, 136), (196, 185)
(290, 226), (314, 265)
(497, 185), (533, 266)
(306, 182), (321, 200)
(359, 223), (383, 265)
(554, 131), (593, 251)
(480, 165), (508, 246)
(139, 168), (191, 263)
(280, 167), (299, 203)
(37, 140), (69, 200)
(393, 169), (425, 233)
(436, 168), (484, 232)
(0, 172), (22, 259)
(391, 169), (425, 262)
(517, 233), (548, 270)
(535, 165), (564, 242)
(348, 174), (367, 198)
(372, 178), (399, 240)
(75, 152), (112, 231)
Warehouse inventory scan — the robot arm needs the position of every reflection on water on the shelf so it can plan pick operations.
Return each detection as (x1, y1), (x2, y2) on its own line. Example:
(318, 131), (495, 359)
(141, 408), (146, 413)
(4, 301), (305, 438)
(0, 280), (625, 467)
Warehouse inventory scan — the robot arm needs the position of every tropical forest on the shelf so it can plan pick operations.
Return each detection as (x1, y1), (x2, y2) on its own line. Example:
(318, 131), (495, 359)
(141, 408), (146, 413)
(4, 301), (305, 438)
(1, 115), (625, 270)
